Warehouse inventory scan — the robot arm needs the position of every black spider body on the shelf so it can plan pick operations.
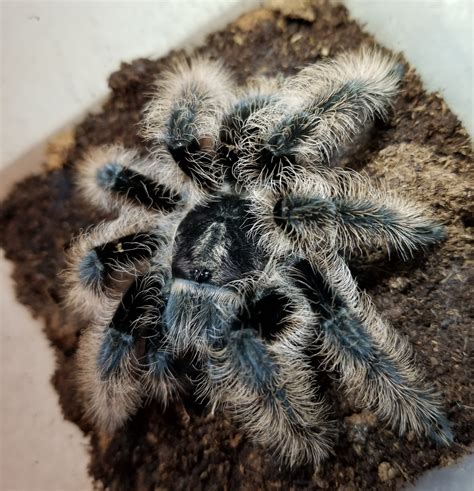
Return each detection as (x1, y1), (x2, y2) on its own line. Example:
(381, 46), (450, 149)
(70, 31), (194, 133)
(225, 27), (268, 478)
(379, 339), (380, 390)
(66, 50), (452, 468)
(172, 195), (262, 287)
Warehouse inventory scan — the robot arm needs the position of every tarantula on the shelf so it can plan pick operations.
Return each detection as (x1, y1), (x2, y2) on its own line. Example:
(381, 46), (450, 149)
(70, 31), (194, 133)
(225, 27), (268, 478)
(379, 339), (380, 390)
(65, 49), (453, 467)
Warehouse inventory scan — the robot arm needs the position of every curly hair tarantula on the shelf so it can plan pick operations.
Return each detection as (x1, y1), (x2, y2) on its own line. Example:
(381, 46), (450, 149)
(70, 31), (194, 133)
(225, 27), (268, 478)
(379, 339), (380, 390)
(65, 48), (453, 467)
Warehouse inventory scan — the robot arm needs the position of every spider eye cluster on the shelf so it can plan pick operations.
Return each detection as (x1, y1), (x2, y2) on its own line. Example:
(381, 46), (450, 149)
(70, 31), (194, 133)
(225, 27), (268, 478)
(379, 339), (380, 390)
(66, 49), (452, 469)
(193, 268), (212, 283)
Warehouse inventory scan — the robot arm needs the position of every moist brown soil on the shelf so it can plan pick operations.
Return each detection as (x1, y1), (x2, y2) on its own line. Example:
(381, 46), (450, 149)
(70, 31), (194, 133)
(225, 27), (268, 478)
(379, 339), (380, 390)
(1, 1), (472, 490)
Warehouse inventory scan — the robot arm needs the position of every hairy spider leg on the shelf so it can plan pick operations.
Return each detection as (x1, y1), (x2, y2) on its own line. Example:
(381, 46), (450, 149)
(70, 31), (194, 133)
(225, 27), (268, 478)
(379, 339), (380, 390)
(273, 187), (444, 258)
(142, 57), (235, 190)
(236, 48), (403, 187)
(142, 317), (183, 404)
(77, 270), (176, 431)
(64, 212), (164, 318)
(96, 164), (180, 212)
(331, 196), (444, 258)
(77, 231), (163, 290)
(218, 80), (278, 180)
(77, 145), (182, 212)
(202, 282), (333, 468)
(118, 271), (181, 405)
(297, 256), (453, 445)
(244, 109), (322, 186)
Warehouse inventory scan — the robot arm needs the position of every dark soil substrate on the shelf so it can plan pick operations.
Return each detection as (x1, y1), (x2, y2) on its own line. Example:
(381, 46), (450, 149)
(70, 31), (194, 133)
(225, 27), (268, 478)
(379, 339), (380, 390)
(1, 1), (472, 489)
